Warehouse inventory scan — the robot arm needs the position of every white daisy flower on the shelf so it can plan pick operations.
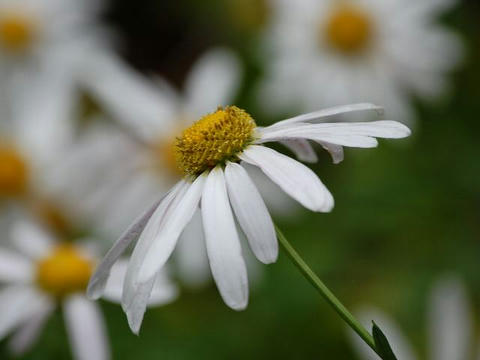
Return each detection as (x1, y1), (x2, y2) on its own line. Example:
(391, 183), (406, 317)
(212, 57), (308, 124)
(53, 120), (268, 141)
(349, 276), (475, 360)
(54, 48), (280, 289)
(87, 102), (410, 333)
(0, 220), (177, 359)
(259, 0), (463, 122)
(0, 0), (103, 100)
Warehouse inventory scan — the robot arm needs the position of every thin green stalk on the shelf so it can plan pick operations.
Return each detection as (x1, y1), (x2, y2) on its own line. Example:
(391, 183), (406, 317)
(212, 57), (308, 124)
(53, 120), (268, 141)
(275, 225), (380, 356)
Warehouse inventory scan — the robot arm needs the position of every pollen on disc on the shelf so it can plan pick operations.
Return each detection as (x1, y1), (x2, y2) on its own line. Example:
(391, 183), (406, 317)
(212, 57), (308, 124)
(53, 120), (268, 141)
(175, 106), (256, 177)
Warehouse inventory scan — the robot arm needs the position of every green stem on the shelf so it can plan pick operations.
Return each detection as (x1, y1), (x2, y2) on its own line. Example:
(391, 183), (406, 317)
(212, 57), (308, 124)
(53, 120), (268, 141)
(275, 225), (380, 356)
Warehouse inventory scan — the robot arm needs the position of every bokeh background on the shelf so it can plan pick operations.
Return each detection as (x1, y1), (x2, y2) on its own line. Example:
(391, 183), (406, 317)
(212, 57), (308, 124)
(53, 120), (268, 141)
(1, 0), (480, 358)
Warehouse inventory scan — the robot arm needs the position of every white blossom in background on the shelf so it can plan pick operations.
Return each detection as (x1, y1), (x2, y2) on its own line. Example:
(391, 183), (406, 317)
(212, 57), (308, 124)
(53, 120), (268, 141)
(259, 0), (463, 123)
(87, 102), (410, 334)
(0, 220), (177, 359)
(349, 276), (475, 360)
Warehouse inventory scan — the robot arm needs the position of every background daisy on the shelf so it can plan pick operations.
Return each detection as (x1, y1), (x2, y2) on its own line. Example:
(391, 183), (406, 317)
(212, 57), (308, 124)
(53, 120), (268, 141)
(0, 220), (177, 359)
(258, 0), (463, 123)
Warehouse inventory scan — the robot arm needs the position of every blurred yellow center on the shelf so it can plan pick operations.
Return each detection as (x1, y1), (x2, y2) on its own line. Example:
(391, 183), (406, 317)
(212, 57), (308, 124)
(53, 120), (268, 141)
(0, 14), (36, 52)
(324, 6), (372, 54)
(36, 245), (93, 297)
(0, 146), (29, 197)
(175, 106), (256, 177)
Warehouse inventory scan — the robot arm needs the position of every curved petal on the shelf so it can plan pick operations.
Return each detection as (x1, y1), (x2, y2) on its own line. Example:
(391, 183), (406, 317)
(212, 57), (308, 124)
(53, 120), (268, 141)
(272, 103), (384, 127)
(428, 276), (472, 360)
(280, 139), (318, 163)
(121, 181), (187, 333)
(225, 162), (278, 264)
(258, 121), (410, 147)
(102, 259), (178, 307)
(184, 48), (242, 118)
(87, 194), (167, 300)
(316, 141), (344, 164)
(63, 295), (109, 360)
(240, 145), (334, 212)
(137, 175), (206, 284)
(202, 167), (248, 310)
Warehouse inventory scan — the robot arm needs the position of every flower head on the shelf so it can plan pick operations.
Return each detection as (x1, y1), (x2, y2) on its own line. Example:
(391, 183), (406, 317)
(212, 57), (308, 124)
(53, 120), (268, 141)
(260, 0), (463, 122)
(175, 106), (256, 176)
(88, 103), (410, 334)
(0, 220), (178, 357)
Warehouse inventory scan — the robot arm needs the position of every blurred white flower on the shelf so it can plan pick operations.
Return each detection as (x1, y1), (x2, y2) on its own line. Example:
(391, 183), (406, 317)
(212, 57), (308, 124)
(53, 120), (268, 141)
(0, 0), (104, 106)
(0, 220), (178, 359)
(349, 276), (475, 360)
(87, 103), (410, 334)
(259, 0), (463, 123)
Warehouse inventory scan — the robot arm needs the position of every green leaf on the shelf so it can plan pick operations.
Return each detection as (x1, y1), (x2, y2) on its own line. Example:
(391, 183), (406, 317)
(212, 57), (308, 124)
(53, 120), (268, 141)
(372, 321), (398, 360)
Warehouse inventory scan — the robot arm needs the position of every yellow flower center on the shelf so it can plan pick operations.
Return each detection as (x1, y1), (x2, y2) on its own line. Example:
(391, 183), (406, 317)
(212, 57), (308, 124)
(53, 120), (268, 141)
(0, 13), (36, 52)
(324, 5), (373, 54)
(0, 146), (29, 198)
(175, 106), (256, 177)
(36, 245), (93, 298)
(228, 0), (269, 32)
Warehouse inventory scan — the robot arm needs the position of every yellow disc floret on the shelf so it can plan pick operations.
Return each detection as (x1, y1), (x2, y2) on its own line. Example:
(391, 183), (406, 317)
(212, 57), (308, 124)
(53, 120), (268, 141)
(36, 244), (93, 298)
(0, 13), (36, 52)
(0, 145), (29, 197)
(175, 106), (256, 177)
(324, 5), (373, 54)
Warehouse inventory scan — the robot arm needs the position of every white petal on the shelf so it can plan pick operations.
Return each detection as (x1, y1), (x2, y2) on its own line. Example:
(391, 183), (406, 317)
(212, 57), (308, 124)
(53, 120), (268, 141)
(0, 286), (50, 340)
(79, 49), (177, 139)
(121, 181), (187, 332)
(316, 141), (344, 164)
(185, 48), (242, 118)
(175, 210), (211, 288)
(87, 195), (167, 300)
(10, 221), (54, 259)
(63, 295), (109, 360)
(102, 259), (178, 307)
(348, 307), (417, 360)
(240, 146), (334, 212)
(12, 66), (76, 165)
(137, 175), (206, 284)
(280, 139), (318, 163)
(258, 121), (410, 147)
(225, 162), (278, 264)
(273, 103), (384, 127)
(428, 276), (472, 360)
(8, 300), (54, 355)
(202, 167), (248, 310)
(257, 123), (379, 148)
(0, 249), (33, 283)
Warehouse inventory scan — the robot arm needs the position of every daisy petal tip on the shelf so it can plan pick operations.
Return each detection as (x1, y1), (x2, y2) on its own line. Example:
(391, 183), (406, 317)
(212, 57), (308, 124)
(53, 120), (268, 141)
(86, 274), (108, 300)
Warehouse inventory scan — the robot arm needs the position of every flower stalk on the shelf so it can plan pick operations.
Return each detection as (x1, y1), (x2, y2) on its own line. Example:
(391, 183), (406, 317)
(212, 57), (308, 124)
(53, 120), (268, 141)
(275, 225), (383, 357)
